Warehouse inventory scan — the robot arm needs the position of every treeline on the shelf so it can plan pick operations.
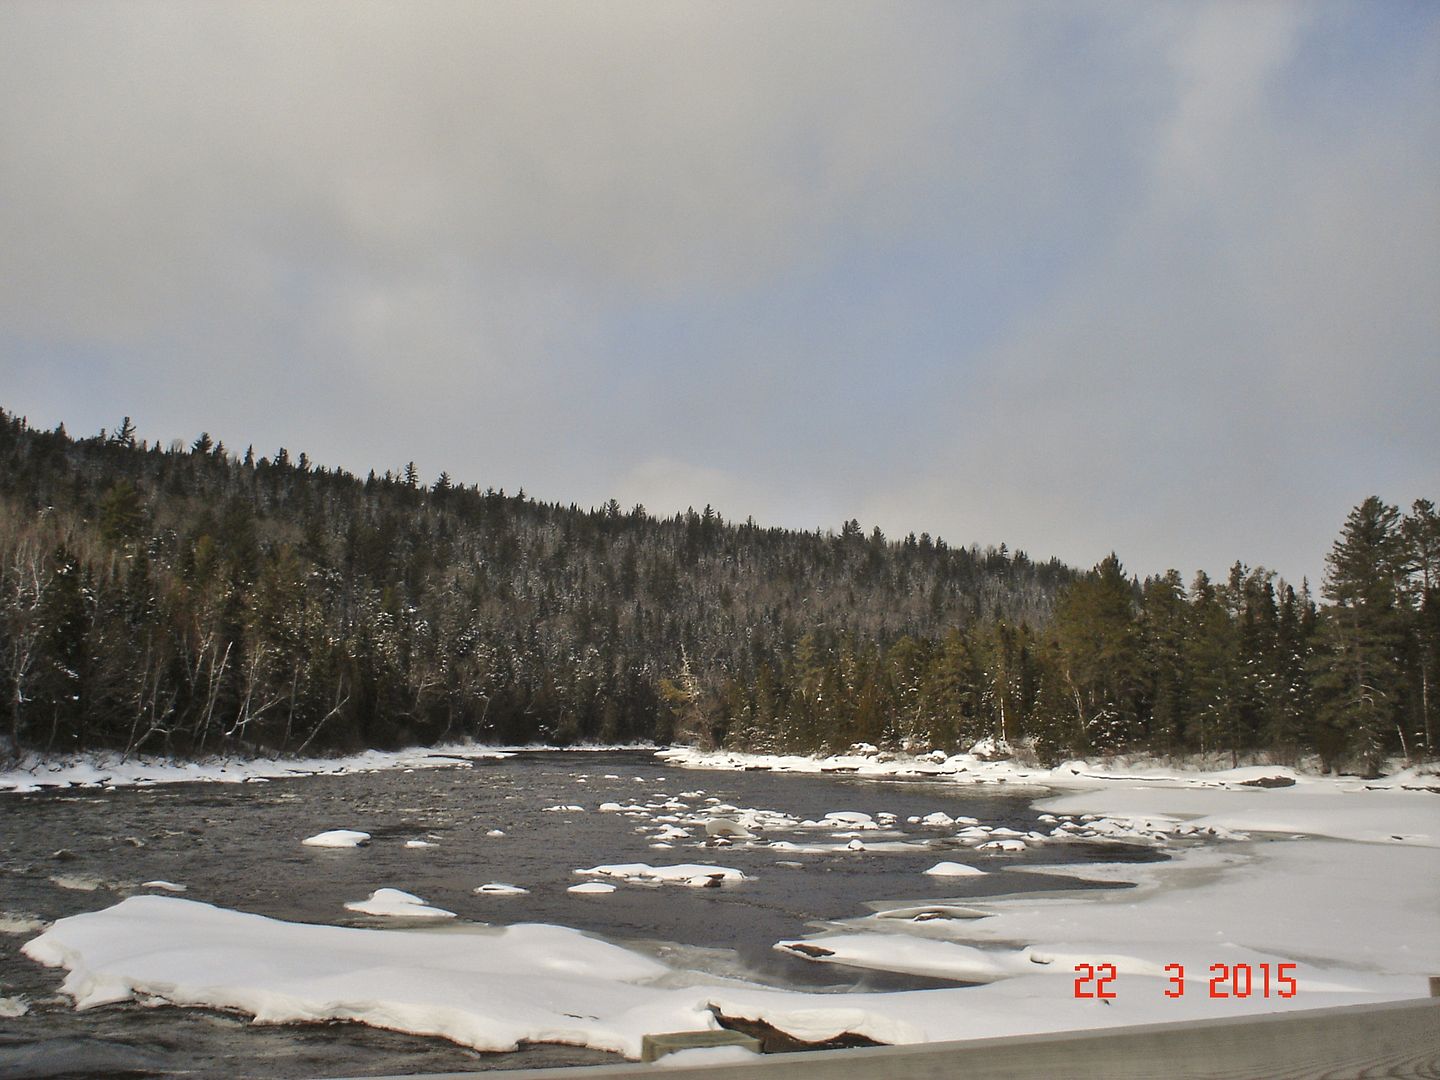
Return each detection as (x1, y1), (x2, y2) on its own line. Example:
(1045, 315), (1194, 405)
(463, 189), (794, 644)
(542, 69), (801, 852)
(1, 409), (1432, 774)
(0, 409), (1066, 760)
(701, 508), (1437, 774)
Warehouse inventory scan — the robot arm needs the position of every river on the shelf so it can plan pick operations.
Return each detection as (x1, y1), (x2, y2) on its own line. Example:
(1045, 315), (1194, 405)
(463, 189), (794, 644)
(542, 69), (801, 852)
(0, 750), (1158, 1078)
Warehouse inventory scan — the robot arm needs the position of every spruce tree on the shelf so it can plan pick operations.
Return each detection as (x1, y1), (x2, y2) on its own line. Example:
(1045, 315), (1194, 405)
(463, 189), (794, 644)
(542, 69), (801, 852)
(1313, 497), (1406, 773)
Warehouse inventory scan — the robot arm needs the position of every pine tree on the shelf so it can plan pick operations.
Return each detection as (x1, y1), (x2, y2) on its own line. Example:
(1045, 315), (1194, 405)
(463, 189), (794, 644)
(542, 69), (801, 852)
(112, 417), (137, 449)
(1053, 554), (1140, 752)
(1187, 570), (1237, 762)
(1312, 497), (1406, 773)
(98, 480), (146, 546)
(1139, 570), (1189, 754)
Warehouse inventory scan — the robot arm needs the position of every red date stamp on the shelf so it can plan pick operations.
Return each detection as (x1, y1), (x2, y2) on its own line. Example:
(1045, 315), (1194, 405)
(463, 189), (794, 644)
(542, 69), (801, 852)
(1073, 962), (1298, 999)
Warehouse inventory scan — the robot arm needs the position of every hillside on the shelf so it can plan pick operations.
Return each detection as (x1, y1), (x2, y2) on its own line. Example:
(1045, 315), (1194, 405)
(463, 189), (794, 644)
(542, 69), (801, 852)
(0, 409), (1071, 757)
(2, 409), (1433, 772)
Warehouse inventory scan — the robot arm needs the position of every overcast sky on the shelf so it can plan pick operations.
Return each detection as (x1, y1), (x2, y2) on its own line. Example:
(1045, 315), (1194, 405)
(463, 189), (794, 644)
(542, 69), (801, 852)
(2, 1), (1436, 587)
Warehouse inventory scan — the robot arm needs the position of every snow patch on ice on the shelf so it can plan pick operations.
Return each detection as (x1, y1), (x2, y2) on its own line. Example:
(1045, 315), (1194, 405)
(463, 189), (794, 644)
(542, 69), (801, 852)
(344, 889), (456, 919)
(922, 861), (985, 877)
(576, 864), (747, 888)
(303, 829), (370, 848)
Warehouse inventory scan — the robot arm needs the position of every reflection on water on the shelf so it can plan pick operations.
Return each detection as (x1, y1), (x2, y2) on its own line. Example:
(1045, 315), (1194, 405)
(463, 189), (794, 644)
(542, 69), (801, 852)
(0, 750), (1156, 1077)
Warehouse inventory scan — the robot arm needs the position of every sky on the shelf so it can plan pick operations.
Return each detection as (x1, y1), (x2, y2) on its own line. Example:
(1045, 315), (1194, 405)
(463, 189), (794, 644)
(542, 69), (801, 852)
(2, 1), (1436, 588)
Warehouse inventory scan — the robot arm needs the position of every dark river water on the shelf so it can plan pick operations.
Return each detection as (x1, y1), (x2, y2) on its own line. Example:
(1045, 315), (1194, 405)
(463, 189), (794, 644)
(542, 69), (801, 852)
(0, 750), (1156, 1078)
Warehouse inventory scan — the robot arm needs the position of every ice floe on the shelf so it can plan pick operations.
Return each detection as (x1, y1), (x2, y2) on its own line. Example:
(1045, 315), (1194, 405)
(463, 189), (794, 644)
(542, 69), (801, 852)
(0, 912), (47, 934)
(302, 829), (370, 848)
(344, 889), (456, 919)
(922, 861), (985, 877)
(567, 882), (617, 895)
(576, 864), (747, 888)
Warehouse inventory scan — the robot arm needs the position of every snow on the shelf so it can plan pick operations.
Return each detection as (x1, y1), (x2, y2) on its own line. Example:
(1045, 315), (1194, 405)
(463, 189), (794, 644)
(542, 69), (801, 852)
(575, 864), (747, 888)
(0, 743), (517, 794)
(33, 895), (1419, 1058)
(775, 934), (1036, 982)
(22, 896), (703, 1057)
(653, 1045), (758, 1066)
(473, 883), (528, 896)
(302, 829), (370, 848)
(923, 861), (985, 877)
(567, 882), (618, 895)
(344, 889), (456, 919)
(139, 880), (186, 892)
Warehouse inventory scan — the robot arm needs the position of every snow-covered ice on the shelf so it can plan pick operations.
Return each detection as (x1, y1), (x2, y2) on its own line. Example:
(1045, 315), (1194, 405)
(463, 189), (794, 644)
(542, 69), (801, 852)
(575, 864), (747, 888)
(343, 889), (455, 919)
(302, 829), (370, 848)
(923, 861), (985, 877)
(25, 884), (1427, 1062)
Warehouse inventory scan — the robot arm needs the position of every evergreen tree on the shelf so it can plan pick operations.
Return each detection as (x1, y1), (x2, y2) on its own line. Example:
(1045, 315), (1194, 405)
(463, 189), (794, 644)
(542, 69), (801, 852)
(1312, 497), (1406, 773)
(1052, 554), (1139, 752)
(112, 416), (137, 448)
(98, 480), (146, 547)
(1402, 500), (1439, 756)
(1138, 570), (1189, 753)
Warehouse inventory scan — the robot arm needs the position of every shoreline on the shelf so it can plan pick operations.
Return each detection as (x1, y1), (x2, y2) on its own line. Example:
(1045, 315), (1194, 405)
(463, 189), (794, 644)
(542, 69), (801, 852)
(0, 742), (660, 794)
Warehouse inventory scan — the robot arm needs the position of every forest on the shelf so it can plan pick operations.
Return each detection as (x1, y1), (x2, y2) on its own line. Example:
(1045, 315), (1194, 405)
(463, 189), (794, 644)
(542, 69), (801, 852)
(1, 408), (1434, 774)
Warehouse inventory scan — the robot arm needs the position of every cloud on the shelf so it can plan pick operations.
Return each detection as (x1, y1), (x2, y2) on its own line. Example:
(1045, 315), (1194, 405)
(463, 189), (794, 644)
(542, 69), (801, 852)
(1, 2), (1435, 585)
(854, 5), (1440, 584)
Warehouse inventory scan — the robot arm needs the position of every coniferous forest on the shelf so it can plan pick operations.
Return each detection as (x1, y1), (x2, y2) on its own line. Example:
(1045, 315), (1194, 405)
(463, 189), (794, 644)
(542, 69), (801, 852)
(1, 408), (1435, 774)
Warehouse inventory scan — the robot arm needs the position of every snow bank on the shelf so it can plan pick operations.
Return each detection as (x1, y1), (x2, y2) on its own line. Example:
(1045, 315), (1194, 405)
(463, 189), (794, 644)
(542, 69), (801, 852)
(0, 743), (517, 794)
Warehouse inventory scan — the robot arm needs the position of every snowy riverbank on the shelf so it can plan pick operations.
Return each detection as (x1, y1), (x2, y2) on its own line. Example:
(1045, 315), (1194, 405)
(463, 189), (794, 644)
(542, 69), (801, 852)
(15, 746), (1440, 1060)
(0, 743), (663, 794)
